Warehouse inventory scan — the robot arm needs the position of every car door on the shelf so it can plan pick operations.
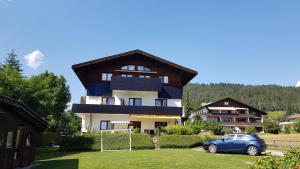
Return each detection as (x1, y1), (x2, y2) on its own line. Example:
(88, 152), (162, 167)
(233, 134), (248, 152)
(217, 134), (236, 152)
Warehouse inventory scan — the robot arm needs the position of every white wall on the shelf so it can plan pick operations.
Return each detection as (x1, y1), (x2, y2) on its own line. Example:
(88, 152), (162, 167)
(113, 90), (158, 106)
(85, 92), (182, 108)
(75, 113), (177, 132)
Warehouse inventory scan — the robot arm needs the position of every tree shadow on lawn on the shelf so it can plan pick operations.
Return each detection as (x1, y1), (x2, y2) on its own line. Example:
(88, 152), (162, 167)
(34, 159), (79, 169)
(35, 147), (82, 161)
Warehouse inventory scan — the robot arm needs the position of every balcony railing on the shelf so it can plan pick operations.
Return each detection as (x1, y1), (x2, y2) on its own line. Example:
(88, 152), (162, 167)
(110, 76), (162, 91)
(72, 104), (182, 116)
(221, 122), (263, 127)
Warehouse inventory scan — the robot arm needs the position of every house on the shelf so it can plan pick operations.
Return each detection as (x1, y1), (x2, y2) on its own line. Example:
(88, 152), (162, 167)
(189, 97), (266, 132)
(72, 49), (197, 134)
(0, 94), (48, 169)
(279, 114), (300, 130)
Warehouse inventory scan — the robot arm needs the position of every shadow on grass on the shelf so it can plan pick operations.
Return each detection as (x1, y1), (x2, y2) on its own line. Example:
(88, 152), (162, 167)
(34, 159), (79, 169)
(35, 147), (81, 161)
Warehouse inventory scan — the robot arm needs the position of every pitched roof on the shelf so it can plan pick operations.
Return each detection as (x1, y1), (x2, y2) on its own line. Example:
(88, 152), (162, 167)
(0, 94), (48, 131)
(287, 114), (300, 120)
(72, 49), (198, 86)
(191, 97), (267, 115)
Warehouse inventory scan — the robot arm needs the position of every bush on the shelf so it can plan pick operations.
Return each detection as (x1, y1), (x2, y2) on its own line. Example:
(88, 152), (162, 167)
(224, 128), (233, 134)
(245, 126), (257, 134)
(60, 133), (153, 151)
(162, 125), (192, 135)
(186, 120), (205, 134)
(283, 126), (291, 134)
(293, 119), (300, 133)
(158, 135), (211, 148)
(250, 148), (300, 169)
(264, 119), (280, 134)
(36, 132), (61, 146)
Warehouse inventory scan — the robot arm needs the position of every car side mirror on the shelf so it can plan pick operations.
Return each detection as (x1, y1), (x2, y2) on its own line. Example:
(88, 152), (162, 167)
(222, 138), (225, 142)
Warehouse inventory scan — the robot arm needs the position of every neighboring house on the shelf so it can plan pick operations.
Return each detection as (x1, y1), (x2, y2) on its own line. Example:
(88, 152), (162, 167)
(0, 94), (48, 169)
(279, 114), (300, 130)
(72, 49), (197, 134)
(189, 97), (266, 132)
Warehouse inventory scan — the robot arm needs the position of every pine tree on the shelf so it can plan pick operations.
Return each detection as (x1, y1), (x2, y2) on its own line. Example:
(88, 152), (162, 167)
(184, 91), (193, 118)
(2, 49), (22, 73)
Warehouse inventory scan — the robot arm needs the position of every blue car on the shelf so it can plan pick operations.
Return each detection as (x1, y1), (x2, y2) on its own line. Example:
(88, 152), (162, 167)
(203, 133), (267, 156)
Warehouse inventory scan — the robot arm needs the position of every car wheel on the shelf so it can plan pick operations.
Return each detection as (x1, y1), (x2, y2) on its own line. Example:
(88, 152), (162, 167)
(247, 146), (258, 156)
(208, 144), (217, 153)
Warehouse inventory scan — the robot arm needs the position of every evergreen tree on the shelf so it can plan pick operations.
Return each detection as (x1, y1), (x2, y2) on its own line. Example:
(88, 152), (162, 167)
(2, 49), (22, 73)
(184, 91), (193, 118)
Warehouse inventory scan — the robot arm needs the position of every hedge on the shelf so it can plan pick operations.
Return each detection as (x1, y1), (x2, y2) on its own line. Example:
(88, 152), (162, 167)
(36, 132), (61, 146)
(158, 135), (209, 148)
(60, 133), (153, 151)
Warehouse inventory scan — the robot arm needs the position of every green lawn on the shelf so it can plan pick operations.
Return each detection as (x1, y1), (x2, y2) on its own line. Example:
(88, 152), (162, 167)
(34, 147), (257, 169)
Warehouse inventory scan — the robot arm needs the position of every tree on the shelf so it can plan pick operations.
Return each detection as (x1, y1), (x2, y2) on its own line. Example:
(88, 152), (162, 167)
(1, 49), (22, 73)
(293, 119), (300, 133)
(184, 91), (193, 118)
(58, 111), (81, 135)
(26, 71), (71, 131)
(0, 66), (27, 100)
(245, 126), (257, 134)
(264, 119), (280, 134)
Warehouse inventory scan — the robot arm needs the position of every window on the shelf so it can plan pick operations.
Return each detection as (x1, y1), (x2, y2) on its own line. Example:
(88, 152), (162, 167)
(102, 73), (112, 81)
(6, 131), (13, 148)
(0, 134), (4, 149)
(155, 99), (167, 107)
(129, 98), (142, 106)
(159, 76), (169, 84)
(224, 101), (229, 106)
(102, 97), (115, 105)
(121, 74), (133, 78)
(222, 134), (235, 141)
(121, 65), (135, 71)
(100, 121), (113, 130)
(139, 75), (151, 78)
(137, 66), (151, 72)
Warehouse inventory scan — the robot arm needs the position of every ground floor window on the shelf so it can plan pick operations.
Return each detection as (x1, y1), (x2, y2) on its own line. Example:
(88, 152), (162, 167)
(6, 131), (13, 148)
(128, 121), (141, 129)
(155, 122), (168, 129)
(100, 121), (114, 130)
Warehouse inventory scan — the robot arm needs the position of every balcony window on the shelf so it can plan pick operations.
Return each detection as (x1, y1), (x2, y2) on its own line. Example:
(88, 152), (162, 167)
(155, 99), (167, 107)
(6, 131), (13, 149)
(159, 76), (169, 84)
(102, 97), (115, 105)
(129, 98), (142, 106)
(139, 75), (151, 78)
(102, 73), (112, 81)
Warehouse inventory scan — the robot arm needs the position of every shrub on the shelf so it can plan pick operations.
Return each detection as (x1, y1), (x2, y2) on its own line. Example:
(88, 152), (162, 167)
(186, 120), (205, 134)
(224, 128), (233, 134)
(283, 125), (291, 134)
(264, 119), (280, 134)
(204, 121), (224, 135)
(245, 126), (257, 134)
(163, 125), (192, 135)
(132, 133), (154, 149)
(36, 132), (61, 146)
(293, 119), (300, 133)
(250, 148), (300, 169)
(60, 133), (153, 151)
(132, 128), (141, 133)
(158, 135), (208, 148)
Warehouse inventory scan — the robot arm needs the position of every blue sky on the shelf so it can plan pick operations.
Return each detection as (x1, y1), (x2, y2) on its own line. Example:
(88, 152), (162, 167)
(0, 0), (300, 103)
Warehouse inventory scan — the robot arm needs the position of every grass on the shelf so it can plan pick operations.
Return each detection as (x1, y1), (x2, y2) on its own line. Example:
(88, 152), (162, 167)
(34, 147), (257, 169)
(258, 133), (300, 150)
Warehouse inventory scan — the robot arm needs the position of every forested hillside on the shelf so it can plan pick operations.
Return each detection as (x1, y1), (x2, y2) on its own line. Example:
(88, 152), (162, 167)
(183, 83), (300, 114)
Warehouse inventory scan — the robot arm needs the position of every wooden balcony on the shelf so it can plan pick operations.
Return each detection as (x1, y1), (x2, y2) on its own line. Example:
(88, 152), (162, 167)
(221, 122), (263, 127)
(110, 76), (161, 91)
